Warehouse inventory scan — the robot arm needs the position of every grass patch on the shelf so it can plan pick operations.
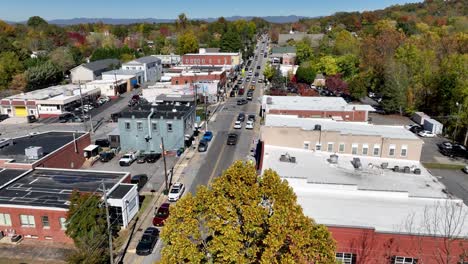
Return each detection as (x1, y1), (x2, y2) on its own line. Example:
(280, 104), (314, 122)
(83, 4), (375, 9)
(113, 228), (130, 252)
(196, 108), (207, 121)
(422, 163), (465, 170)
(137, 194), (153, 218)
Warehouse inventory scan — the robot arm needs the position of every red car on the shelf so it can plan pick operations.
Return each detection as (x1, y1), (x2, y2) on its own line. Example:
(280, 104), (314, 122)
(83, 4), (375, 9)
(153, 203), (170, 226)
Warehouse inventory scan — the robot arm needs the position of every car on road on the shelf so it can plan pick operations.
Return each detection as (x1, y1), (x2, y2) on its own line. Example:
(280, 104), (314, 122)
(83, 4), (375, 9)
(237, 113), (245, 122)
(248, 114), (256, 122)
(99, 151), (115, 162)
(440, 144), (467, 158)
(145, 153), (160, 163)
(136, 154), (146, 164)
(131, 174), (148, 191)
(418, 130), (436, 137)
(0, 114), (9, 122)
(230, 90), (236, 97)
(438, 142), (453, 151)
(203, 131), (213, 141)
(463, 165), (468, 174)
(246, 94), (253, 101)
(245, 120), (254, 130)
(135, 227), (160, 256)
(58, 112), (75, 123)
(234, 121), (242, 129)
(251, 80), (256, 84)
(119, 152), (137, 166)
(168, 182), (185, 202)
(257, 66), (261, 70)
(198, 139), (208, 152)
(153, 203), (170, 226)
(255, 72), (259, 77)
(238, 88), (245, 96)
(237, 99), (248, 105)
(227, 133), (238, 145)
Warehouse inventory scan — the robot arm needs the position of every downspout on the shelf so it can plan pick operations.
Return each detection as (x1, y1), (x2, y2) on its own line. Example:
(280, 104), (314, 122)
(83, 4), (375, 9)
(147, 107), (155, 140)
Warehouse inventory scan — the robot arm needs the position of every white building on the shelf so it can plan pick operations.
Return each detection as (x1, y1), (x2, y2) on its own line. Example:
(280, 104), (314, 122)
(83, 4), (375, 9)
(70, 59), (120, 84)
(122, 56), (162, 83)
(153, 54), (181, 66)
(102, 69), (145, 85)
(85, 79), (128, 98)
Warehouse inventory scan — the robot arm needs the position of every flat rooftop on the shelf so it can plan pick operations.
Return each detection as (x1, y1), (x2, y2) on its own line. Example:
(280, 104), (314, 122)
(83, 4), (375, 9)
(262, 145), (468, 236)
(0, 168), (128, 209)
(109, 184), (134, 199)
(102, 69), (143, 75)
(3, 84), (99, 102)
(0, 169), (28, 188)
(0, 131), (86, 164)
(264, 115), (420, 140)
(261, 96), (375, 112)
(120, 104), (194, 119)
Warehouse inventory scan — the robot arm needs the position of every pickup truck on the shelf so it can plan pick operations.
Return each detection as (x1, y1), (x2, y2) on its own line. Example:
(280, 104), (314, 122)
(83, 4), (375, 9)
(119, 152), (137, 166)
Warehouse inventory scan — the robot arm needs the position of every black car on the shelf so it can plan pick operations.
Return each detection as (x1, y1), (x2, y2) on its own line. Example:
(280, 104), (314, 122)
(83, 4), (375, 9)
(198, 140), (208, 152)
(131, 174), (148, 191)
(257, 66), (261, 70)
(237, 113), (245, 122)
(440, 144), (467, 158)
(227, 133), (238, 145)
(237, 99), (248, 105)
(58, 112), (75, 123)
(255, 72), (259, 77)
(248, 114), (256, 122)
(136, 227), (159, 256)
(0, 114), (9, 122)
(409, 125), (424, 134)
(246, 94), (253, 101)
(95, 139), (110, 148)
(99, 151), (115, 162)
(230, 90), (236, 97)
(145, 153), (161, 163)
(136, 154), (146, 164)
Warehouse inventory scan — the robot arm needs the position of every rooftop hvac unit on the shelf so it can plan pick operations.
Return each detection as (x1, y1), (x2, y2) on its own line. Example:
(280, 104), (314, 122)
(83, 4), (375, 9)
(414, 168), (421, 175)
(64, 90), (74, 96)
(329, 154), (338, 164)
(381, 162), (388, 169)
(352, 157), (362, 169)
(314, 124), (321, 131)
(279, 153), (296, 163)
(393, 166), (400, 172)
(25, 146), (43, 160)
(266, 97), (273, 104)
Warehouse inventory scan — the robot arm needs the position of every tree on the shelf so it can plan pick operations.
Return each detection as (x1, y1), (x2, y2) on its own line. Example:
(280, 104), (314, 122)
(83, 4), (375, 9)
(49, 47), (75, 73)
(0, 51), (23, 90)
(325, 74), (349, 95)
(336, 54), (359, 80)
(315, 56), (340, 76)
(159, 162), (336, 263)
(263, 63), (275, 82)
(27, 16), (48, 28)
(25, 60), (63, 91)
(9, 73), (27, 91)
(176, 13), (189, 31)
(65, 191), (111, 264)
(220, 28), (242, 53)
(177, 31), (199, 55)
(348, 74), (368, 99)
(271, 67), (285, 89)
(295, 40), (313, 64)
(295, 65), (316, 84)
(381, 60), (410, 114)
(334, 30), (360, 55)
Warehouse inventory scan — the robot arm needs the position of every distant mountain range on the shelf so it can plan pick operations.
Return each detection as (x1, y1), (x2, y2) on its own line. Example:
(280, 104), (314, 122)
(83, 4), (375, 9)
(7, 15), (308, 25)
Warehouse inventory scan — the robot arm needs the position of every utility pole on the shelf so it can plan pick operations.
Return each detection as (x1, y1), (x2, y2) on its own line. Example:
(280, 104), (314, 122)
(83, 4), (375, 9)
(102, 181), (114, 264)
(453, 102), (462, 142)
(204, 92), (208, 131)
(161, 137), (168, 193)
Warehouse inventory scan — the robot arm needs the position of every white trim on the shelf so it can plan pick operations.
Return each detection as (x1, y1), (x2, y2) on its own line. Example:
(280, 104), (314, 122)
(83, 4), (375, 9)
(0, 204), (68, 211)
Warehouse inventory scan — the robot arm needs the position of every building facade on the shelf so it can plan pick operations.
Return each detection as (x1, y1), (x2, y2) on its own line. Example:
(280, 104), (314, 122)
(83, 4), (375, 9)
(182, 50), (241, 68)
(122, 56), (162, 83)
(70, 59), (120, 84)
(118, 104), (196, 153)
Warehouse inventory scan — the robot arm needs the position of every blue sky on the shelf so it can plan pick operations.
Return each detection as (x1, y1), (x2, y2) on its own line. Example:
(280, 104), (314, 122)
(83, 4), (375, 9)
(2, 0), (420, 21)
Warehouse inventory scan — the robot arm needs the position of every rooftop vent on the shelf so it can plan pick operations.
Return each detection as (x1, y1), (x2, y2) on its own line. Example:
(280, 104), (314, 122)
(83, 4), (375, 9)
(328, 154), (338, 164)
(351, 157), (362, 169)
(314, 124), (321, 131)
(266, 97), (273, 105)
(25, 146), (43, 160)
(414, 168), (421, 175)
(172, 108), (177, 113)
(381, 162), (389, 169)
(279, 153), (296, 163)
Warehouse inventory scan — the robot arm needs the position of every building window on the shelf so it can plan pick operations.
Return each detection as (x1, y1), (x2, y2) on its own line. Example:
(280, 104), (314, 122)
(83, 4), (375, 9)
(373, 144), (380, 156)
(167, 123), (173, 132)
(202, 59), (205, 64)
(362, 144), (369, 155)
(0, 213), (12, 226)
(303, 141), (310, 150)
(351, 144), (358, 155)
(125, 122), (131, 130)
(339, 143), (345, 153)
(315, 143), (321, 151)
(152, 122), (158, 131)
(336, 252), (355, 264)
(59, 217), (67, 230)
(394, 256), (418, 264)
(41, 216), (50, 228)
(20, 215), (35, 228)
(137, 122), (143, 131)
(175, 80), (179, 85)
(401, 145), (408, 157)
(389, 144), (396, 156)
(327, 143), (334, 152)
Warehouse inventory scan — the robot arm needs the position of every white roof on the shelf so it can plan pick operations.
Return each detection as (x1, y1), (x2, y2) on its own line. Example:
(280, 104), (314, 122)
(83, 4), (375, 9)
(265, 115), (420, 140)
(262, 145), (468, 236)
(4, 84), (100, 105)
(83, 145), (100, 151)
(262, 96), (375, 112)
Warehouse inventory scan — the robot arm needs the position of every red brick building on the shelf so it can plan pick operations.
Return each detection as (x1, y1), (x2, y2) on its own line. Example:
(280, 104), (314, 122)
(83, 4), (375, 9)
(261, 96), (375, 122)
(170, 71), (227, 86)
(182, 51), (241, 68)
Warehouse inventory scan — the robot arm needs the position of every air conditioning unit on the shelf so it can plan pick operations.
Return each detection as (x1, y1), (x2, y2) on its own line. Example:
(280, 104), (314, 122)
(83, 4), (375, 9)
(329, 154), (338, 164)
(352, 158), (362, 169)
(25, 146), (44, 160)
(314, 124), (322, 131)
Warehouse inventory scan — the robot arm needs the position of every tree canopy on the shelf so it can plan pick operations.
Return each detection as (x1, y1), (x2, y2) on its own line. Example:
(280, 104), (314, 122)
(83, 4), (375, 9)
(159, 162), (336, 264)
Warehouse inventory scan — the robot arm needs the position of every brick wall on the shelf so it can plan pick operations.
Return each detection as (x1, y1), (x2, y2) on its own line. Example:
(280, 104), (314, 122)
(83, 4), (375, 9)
(182, 54), (232, 66)
(268, 109), (367, 122)
(171, 71), (226, 85)
(0, 207), (71, 243)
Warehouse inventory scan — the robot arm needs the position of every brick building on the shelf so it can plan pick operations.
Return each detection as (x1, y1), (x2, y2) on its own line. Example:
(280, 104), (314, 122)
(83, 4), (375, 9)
(182, 49), (241, 68)
(170, 71), (227, 86)
(261, 96), (375, 122)
(0, 131), (90, 170)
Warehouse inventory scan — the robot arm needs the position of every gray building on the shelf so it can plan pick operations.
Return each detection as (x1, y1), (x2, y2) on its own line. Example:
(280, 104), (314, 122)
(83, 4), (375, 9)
(122, 56), (162, 83)
(70, 59), (120, 84)
(118, 104), (196, 153)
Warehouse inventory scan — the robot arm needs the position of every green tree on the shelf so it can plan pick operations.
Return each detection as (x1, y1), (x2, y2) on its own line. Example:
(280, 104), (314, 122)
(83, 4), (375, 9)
(220, 28), (242, 52)
(65, 191), (111, 264)
(295, 65), (317, 84)
(381, 60), (410, 114)
(177, 31), (199, 55)
(0, 51), (23, 90)
(263, 63), (275, 82)
(271, 67), (285, 89)
(159, 162), (336, 264)
(348, 74), (368, 99)
(26, 16), (48, 28)
(334, 30), (360, 55)
(295, 40), (313, 64)
(336, 54), (359, 80)
(49, 47), (75, 73)
(315, 56), (340, 76)
(176, 13), (189, 31)
(24, 60), (63, 91)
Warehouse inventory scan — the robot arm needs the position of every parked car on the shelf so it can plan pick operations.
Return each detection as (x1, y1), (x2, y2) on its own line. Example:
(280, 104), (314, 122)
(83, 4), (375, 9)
(59, 112), (75, 123)
(119, 152), (137, 166)
(131, 174), (148, 191)
(438, 142), (453, 151)
(237, 113), (245, 122)
(463, 165), (468, 174)
(237, 99), (248, 105)
(409, 125), (424, 134)
(0, 114), (9, 122)
(230, 90), (236, 97)
(248, 114), (256, 122)
(246, 94), (253, 101)
(257, 66), (261, 70)
(136, 227), (159, 256)
(145, 153), (161, 163)
(245, 120), (254, 129)
(227, 133), (238, 145)
(198, 140), (208, 152)
(238, 88), (245, 96)
(95, 139), (110, 148)
(136, 154), (146, 164)
(203, 131), (213, 141)
(168, 182), (185, 202)
(27, 115), (37, 123)
(440, 144), (467, 158)
(418, 130), (436, 138)
(234, 121), (242, 129)
(99, 151), (115, 162)
(153, 203), (170, 226)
